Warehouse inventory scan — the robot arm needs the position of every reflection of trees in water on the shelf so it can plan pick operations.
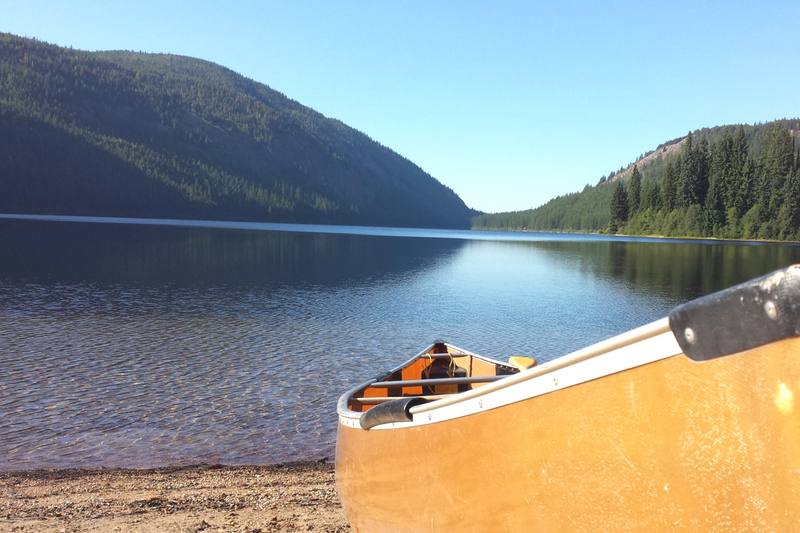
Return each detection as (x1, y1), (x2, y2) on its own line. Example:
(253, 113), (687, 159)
(0, 220), (465, 288)
(4, 219), (798, 306)
(488, 239), (800, 305)
(606, 241), (800, 301)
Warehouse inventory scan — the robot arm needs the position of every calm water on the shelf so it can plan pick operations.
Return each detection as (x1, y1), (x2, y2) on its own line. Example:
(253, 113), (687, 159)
(2, 215), (799, 470)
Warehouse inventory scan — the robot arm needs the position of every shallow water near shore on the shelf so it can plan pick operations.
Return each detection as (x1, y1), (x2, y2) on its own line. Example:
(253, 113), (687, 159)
(2, 215), (799, 470)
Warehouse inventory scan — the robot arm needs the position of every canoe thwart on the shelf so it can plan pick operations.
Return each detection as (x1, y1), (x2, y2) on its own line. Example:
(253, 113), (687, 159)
(352, 394), (451, 405)
(360, 397), (429, 430)
(669, 264), (800, 361)
(367, 375), (506, 388)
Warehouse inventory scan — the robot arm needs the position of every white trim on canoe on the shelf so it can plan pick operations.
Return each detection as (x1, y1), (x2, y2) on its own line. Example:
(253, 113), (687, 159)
(337, 343), (493, 421)
(338, 318), (681, 429)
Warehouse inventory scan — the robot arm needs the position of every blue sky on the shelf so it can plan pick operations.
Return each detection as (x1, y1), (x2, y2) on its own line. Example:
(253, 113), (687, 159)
(3, 0), (799, 213)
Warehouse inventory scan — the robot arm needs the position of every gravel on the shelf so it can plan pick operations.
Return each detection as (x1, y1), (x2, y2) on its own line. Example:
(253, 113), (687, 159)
(0, 461), (351, 532)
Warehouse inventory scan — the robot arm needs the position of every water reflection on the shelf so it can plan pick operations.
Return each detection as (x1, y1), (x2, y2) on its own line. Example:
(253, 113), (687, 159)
(507, 239), (800, 302)
(1, 218), (799, 470)
(0, 219), (465, 287)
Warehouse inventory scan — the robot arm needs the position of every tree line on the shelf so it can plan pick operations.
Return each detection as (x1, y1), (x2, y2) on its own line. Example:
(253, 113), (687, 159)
(473, 120), (800, 241)
(609, 126), (799, 240)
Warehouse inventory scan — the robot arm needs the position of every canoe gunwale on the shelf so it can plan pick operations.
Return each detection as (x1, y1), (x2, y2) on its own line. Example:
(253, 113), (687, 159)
(336, 341), (438, 421)
(337, 318), (676, 425)
(410, 317), (672, 416)
(336, 343), (498, 421)
(338, 264), (800, 429)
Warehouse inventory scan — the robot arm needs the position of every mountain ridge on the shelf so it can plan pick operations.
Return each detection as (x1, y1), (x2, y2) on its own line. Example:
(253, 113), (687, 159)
(0, 33), (478, 228)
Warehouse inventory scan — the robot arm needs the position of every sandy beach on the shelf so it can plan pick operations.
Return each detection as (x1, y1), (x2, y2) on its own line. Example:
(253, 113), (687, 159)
(0, 461), (351, 532)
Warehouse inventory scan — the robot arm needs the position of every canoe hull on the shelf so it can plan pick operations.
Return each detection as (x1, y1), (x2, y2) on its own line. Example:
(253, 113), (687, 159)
(336, 336), (800, 532)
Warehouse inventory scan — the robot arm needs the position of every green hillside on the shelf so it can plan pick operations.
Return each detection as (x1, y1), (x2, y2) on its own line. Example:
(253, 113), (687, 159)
(0, 33), (478, 228)
(474, 120), (800, 240)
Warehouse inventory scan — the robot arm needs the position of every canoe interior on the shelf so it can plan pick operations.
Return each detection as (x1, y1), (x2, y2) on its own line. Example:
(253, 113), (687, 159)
(337, 335), (800, 532)
(337, 266), (800, 531)
(346, 342), (517, 413)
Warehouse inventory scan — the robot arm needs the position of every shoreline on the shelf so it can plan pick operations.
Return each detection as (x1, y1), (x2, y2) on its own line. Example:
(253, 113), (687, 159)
(0, 461), (351, 532)
(471, 226), (800, 244)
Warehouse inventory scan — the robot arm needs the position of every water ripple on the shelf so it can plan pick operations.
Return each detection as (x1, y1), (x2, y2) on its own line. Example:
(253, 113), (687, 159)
(2, 220), (799, 470)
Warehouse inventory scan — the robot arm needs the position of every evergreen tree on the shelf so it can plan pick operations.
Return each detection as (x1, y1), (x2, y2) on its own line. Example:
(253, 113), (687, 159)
(678, 133), (710, 208)
(678, 133), (699, 206)
(673, 154), (683, 204)
(736, 157), (756, 218)
(640, 180), (662, 212)
(475, 121), (799, 241)
(761, 128), (795, 222)
(609, 182), (629, 234)
(703, 172), (725, 234)
(695, 136), (710, 206)
(778, 166), (800, 239)
(730, 126), (749, 216)
(712, 130), (734, 212)
(629, 165), (641, 214)
(662, 162), (677, 212)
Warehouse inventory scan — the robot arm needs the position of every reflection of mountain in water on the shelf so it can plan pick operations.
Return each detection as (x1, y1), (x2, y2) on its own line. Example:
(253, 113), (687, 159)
(5, 218), (798, 304)
(0, 219), (465, 288)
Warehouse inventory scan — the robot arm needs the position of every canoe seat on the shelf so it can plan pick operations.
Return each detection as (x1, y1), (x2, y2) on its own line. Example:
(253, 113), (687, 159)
(508, 356), (537, 372)
(422, 358), (468, 394)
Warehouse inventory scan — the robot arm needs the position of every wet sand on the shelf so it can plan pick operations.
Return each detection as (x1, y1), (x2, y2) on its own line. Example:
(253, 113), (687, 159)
(0, 461), (351, 532)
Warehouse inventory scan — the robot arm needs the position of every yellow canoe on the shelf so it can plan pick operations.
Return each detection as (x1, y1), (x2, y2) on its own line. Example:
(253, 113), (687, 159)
(336, 265), (800, 532)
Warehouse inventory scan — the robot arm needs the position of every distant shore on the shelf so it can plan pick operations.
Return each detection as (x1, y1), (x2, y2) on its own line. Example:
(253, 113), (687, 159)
(471, 225), (796, 244)
(0, 461), (351, 532)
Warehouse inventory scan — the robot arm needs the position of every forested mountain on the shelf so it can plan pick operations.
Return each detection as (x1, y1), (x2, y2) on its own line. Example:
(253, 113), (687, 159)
(473, 120), (800, 240)
(0, 33), (478, 228)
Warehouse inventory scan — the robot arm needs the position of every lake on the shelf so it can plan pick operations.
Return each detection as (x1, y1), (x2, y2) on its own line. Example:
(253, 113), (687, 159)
(2, 215), (799, 470)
